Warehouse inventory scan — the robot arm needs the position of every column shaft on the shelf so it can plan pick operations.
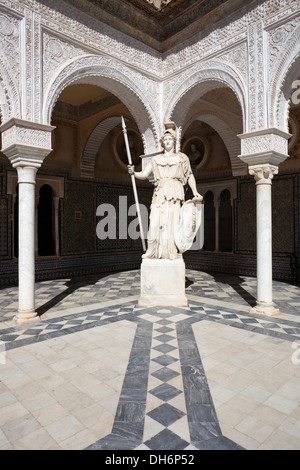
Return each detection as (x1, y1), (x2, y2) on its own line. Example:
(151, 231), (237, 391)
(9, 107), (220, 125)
(256, 182), (272, 305)
(249, 165), (279, 316)
(15, 166), (38, 324)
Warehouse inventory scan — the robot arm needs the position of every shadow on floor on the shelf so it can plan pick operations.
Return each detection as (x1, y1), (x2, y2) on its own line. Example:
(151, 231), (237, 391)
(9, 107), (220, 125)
(185, 277), (194, 289)
(36, 271), (123, 317)
(210, 272), (257, 308)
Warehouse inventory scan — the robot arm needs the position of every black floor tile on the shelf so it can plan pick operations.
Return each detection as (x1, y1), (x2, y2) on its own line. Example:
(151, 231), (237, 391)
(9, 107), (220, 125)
(145, 428), (189, 450)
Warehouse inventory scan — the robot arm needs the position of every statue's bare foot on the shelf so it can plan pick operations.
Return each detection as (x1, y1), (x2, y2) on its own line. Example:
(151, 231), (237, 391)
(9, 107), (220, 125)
(142, 253), (153, 259)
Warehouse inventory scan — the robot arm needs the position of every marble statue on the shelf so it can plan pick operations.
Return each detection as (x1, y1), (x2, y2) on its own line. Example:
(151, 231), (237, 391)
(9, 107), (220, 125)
(128, 125), (203, 260)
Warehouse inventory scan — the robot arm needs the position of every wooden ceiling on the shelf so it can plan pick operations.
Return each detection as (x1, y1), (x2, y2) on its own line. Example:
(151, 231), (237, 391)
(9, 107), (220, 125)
(61, 0), (254, 51)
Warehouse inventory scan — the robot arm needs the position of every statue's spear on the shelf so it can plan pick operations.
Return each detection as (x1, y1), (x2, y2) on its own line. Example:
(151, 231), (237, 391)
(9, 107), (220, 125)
(121, 116), (146, 252)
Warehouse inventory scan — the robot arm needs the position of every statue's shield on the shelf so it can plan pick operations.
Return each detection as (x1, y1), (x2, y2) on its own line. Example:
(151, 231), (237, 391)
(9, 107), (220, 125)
(175, 198), (204, 253)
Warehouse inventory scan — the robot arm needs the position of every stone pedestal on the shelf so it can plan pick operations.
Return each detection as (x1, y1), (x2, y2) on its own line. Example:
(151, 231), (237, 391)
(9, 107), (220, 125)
(139, 258), (188, 307)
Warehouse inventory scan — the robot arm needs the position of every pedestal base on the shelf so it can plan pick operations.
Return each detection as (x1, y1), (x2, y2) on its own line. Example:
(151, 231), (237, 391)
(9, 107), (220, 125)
(13, 311), (39, 325)
(250, 301), (280, 317)
(139, 258), (188, 307)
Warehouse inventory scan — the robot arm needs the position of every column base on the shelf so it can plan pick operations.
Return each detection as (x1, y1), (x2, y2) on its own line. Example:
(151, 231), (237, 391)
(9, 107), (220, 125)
(250, 301), (280, 317)
(13, 311), (40, 325)
(139, 258), (188, 307)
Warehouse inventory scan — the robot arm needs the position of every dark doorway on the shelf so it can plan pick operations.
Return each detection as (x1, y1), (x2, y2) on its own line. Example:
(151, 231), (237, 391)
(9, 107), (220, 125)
(219, 189), (232, 252)
(13, 186), (18, 258)
(203, 191), (215, 251)
(38, 184), (55, 256)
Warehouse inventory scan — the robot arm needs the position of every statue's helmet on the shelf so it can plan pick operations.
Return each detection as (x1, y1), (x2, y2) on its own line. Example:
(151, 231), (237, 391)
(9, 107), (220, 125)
(160, 128), (177, 147)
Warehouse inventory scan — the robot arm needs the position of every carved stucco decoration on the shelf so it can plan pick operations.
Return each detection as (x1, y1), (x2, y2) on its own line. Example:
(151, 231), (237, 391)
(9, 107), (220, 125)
(2, 125), (51, 150)
(241, 133), (288, 157)
(0, 12), (20, 83)
(268, 18), (300, 131)
(247, 21), (266, 132)
(2, 0), (291, 83)
(0, 118), (54, 168)
(42, 32), (162, 120)
(43, 32), (87, 92)
(43, 54), (161, 154)
(0, 72), (17, 123)
(0, 0), (298, 140)
(35, 0), (162, 78)
(0, 11), (21, 121)
(163, 0), (298, 132)
(215, 42), (248, 84)
(238, 127), (292, 169)
(162, 4), (250, 75)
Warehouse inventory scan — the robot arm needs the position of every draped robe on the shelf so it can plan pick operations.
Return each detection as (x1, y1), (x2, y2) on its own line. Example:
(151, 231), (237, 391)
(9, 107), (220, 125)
(144, 152), (192, 259)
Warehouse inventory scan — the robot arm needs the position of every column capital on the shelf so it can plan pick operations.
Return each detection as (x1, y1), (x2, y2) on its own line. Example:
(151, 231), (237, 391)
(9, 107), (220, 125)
(248, 164), (278, 185)
(16, 166), (38, 185)
(0, 118), (55, 168)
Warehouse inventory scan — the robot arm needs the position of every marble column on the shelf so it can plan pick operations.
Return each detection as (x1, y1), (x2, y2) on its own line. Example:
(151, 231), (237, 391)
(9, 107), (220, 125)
(15, 166), (39, 324)
(238, 128), (291, 316)
(0, 118), (55, 324)
(248, 165), (279, 316)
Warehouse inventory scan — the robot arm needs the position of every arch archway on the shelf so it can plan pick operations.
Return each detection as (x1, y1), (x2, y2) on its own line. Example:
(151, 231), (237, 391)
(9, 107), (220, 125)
(273, 53), (300, 134)
(183, 112), (246, 176)
(165, 61), (247, 141)
(81, 114), (143, 178)
(43, 55), (159, 154)
(269, 27), (300, 132)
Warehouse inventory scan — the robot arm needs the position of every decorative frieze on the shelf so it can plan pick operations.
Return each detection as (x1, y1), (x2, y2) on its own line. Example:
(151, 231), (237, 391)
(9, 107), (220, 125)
(238, 128), (292, 167)
(0, 118), (55, 167)
(241, 134), (287, 156)
(0, 0), (298, 153)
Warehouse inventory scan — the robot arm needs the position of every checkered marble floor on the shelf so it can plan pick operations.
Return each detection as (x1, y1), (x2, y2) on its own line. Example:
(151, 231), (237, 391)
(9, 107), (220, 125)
(1, 269), (300, 450)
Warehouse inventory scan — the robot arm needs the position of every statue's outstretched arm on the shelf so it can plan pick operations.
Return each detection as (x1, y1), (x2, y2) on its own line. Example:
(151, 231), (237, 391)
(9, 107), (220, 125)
(128, 162), (152, 181)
